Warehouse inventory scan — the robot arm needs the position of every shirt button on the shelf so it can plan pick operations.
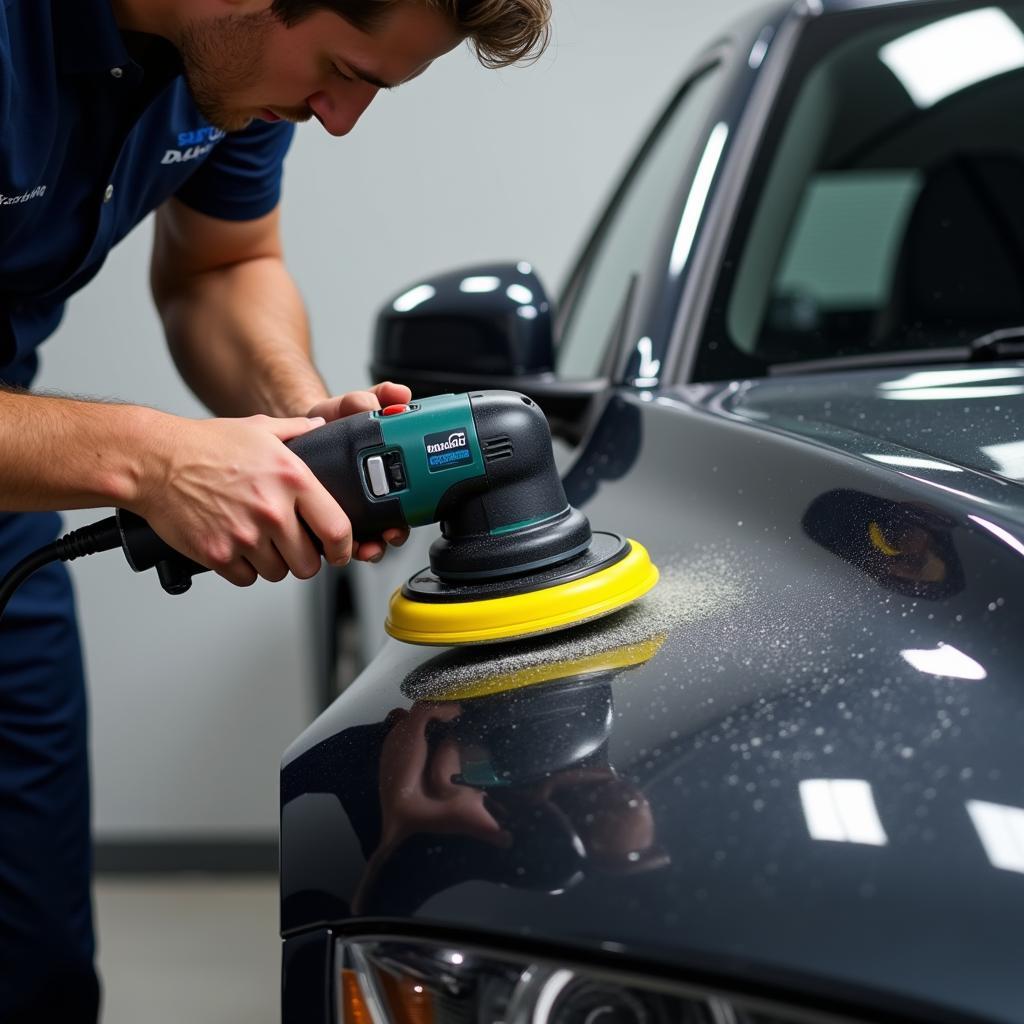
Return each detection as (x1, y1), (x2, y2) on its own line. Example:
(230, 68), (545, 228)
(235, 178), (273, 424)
(103, 184), (114, 203)
(110, 67), (124, 79)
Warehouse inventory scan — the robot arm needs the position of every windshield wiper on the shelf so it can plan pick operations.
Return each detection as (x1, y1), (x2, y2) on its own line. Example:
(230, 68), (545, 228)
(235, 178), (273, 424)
(968, 326), (1024, 361)
(772, 331), (1024, 377)
(771, 347), (973, 376)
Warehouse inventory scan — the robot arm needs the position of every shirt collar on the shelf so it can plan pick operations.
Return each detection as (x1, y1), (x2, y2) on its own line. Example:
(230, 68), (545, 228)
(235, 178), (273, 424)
(53, 0), (133, 76)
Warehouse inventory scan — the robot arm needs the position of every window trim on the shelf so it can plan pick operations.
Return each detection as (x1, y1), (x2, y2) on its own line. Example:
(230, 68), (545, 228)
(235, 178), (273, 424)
(664, 5), (811, 387)
(554, 51), (729, 371)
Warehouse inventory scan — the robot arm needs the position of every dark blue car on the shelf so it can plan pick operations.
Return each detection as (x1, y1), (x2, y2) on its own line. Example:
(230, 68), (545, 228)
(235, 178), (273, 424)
(282, 1), (1024, 1020)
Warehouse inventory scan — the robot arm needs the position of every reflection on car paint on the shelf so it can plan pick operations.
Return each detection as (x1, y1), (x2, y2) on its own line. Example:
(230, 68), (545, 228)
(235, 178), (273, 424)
(563, 397), (643, 509)
(356, 649), (673, 915)
(802, 489), (964, 599)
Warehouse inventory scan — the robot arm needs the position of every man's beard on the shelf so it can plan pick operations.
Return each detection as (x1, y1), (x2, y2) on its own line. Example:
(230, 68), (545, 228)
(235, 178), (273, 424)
(177, 11), (310, 133)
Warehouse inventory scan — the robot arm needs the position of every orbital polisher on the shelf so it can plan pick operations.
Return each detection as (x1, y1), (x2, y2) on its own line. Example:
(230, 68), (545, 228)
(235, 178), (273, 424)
(0, 390), (658, 646)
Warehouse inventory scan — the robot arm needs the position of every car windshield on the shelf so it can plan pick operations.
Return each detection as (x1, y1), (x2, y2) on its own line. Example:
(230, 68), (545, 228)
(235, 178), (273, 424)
(697, 2), (1024, 379)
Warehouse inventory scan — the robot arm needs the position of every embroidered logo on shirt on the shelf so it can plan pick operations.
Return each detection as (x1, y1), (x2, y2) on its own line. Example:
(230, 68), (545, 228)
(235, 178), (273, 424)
(0, 185), (47, 206)
(161, 126), (226, 165)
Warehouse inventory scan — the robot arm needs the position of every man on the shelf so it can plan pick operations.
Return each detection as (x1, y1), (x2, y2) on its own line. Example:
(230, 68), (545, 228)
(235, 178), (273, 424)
(0, 0), (550, 1017)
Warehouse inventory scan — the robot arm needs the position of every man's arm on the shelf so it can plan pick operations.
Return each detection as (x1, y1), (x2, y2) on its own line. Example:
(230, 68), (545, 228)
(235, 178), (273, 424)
(150, 196), (409, 560)
(0, 386), (354, 585)
(151, 197), (327, 419)
(0, 388), (166, 512)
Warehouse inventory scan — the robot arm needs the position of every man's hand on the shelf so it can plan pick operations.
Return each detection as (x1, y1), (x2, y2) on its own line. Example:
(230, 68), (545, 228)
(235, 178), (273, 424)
(153, 200), (411, 565)
(306, 381), (413, 563)
(133, 413), (353, 587)
(377, 704), (508, 849)
(305, 380), (411, 424)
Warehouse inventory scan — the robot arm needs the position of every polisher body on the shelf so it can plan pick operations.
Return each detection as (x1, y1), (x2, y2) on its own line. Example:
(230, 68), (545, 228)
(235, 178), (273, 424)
(118, 390), (658, 644)
(287, 390), (592, 580)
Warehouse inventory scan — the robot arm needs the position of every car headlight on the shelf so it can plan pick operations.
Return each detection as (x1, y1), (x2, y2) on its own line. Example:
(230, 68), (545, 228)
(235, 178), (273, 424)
(335, 938), (863, 1024)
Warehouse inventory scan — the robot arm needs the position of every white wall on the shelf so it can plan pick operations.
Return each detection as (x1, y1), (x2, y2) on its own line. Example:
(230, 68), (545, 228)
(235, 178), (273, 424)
(36, 0), (765, 839)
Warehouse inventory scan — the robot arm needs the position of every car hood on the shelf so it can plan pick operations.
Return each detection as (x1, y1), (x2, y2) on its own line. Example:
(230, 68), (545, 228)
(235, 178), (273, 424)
(282, 379), (1024, 1023)
(719, 363), (1024, 496)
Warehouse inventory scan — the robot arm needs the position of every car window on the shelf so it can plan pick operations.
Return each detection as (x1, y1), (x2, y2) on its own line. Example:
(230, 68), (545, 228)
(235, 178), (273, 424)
(745, 171), (923, 352)
(698, 3), (1024, 379)
(558, 63), (725, 380)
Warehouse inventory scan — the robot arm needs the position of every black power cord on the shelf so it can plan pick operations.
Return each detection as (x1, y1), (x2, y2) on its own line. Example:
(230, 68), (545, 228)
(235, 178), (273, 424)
(0, 517), (123, 623)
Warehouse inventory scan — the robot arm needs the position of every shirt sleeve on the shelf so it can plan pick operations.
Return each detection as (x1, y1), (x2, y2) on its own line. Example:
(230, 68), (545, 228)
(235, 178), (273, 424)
(174, 119), (296, 221)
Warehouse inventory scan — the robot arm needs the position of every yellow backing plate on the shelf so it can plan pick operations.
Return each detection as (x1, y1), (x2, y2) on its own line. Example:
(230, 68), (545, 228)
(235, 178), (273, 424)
(385, 538), (659, 646)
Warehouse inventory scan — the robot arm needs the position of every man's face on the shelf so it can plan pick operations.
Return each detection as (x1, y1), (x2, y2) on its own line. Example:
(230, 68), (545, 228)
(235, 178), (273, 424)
(179, 1), (464, 135)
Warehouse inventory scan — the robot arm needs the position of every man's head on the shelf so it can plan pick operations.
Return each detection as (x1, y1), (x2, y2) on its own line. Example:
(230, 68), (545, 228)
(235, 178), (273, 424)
(177, 0), (551, 135)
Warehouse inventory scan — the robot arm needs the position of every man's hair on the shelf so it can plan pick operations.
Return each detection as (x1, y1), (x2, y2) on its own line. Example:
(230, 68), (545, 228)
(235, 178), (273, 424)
(269, 0), (552, 68)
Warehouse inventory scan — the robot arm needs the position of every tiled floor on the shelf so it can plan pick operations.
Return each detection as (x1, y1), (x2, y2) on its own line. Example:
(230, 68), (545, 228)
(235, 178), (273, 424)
(94, 876), (279, 1024)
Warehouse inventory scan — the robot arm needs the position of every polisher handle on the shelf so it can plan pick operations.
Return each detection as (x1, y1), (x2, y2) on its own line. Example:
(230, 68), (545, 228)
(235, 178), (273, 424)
(118, 410), (405, 593)
(285, 411), (406, 537)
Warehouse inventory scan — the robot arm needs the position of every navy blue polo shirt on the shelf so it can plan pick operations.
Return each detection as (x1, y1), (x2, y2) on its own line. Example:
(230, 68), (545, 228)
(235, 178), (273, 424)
(0, 0), (296, 387)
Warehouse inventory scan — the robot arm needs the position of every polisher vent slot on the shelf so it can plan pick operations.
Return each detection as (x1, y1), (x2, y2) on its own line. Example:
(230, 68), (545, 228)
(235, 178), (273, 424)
(482, 436), (514, 462)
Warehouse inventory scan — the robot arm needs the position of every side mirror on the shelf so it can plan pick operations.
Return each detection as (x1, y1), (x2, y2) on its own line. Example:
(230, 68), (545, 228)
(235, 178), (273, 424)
(370, 262), (605, 439)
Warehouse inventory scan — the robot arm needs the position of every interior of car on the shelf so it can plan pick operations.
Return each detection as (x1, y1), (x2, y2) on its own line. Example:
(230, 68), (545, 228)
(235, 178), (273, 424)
(719, 7), (1024, 373)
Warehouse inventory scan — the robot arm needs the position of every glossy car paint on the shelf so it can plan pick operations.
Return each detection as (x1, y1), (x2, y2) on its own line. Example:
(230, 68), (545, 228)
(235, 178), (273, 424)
(283, 368), (1024, 1022)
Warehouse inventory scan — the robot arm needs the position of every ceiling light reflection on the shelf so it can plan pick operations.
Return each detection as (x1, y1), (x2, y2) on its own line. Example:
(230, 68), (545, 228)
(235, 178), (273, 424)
(506, 284), (534, 305)
(799, 779), (888, 846)
(879, 368), (1024, 390)
(460, 276), (501, 294)
(864, 454), (962, 471)
(981, 440), (1024, 481)
(881, 387), (1024, 401)
(392, 284), (435, 313)
(879, 8), (1024, 109)
(670, 122), (729, 275)
(967, 799), (1024, 874)
(901, 643), (987, 681)
(635, 336), (661, 379)
(748, 26), (773, 70)
(968, 514), (1024, 558)
(902, 474), (991, 504)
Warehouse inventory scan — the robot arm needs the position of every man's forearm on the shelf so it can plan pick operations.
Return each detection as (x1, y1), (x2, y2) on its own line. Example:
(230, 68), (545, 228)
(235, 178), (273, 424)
(0, 388), (169, 512)
(0, 385), (359, 577)
(156, 255), (330, 419)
